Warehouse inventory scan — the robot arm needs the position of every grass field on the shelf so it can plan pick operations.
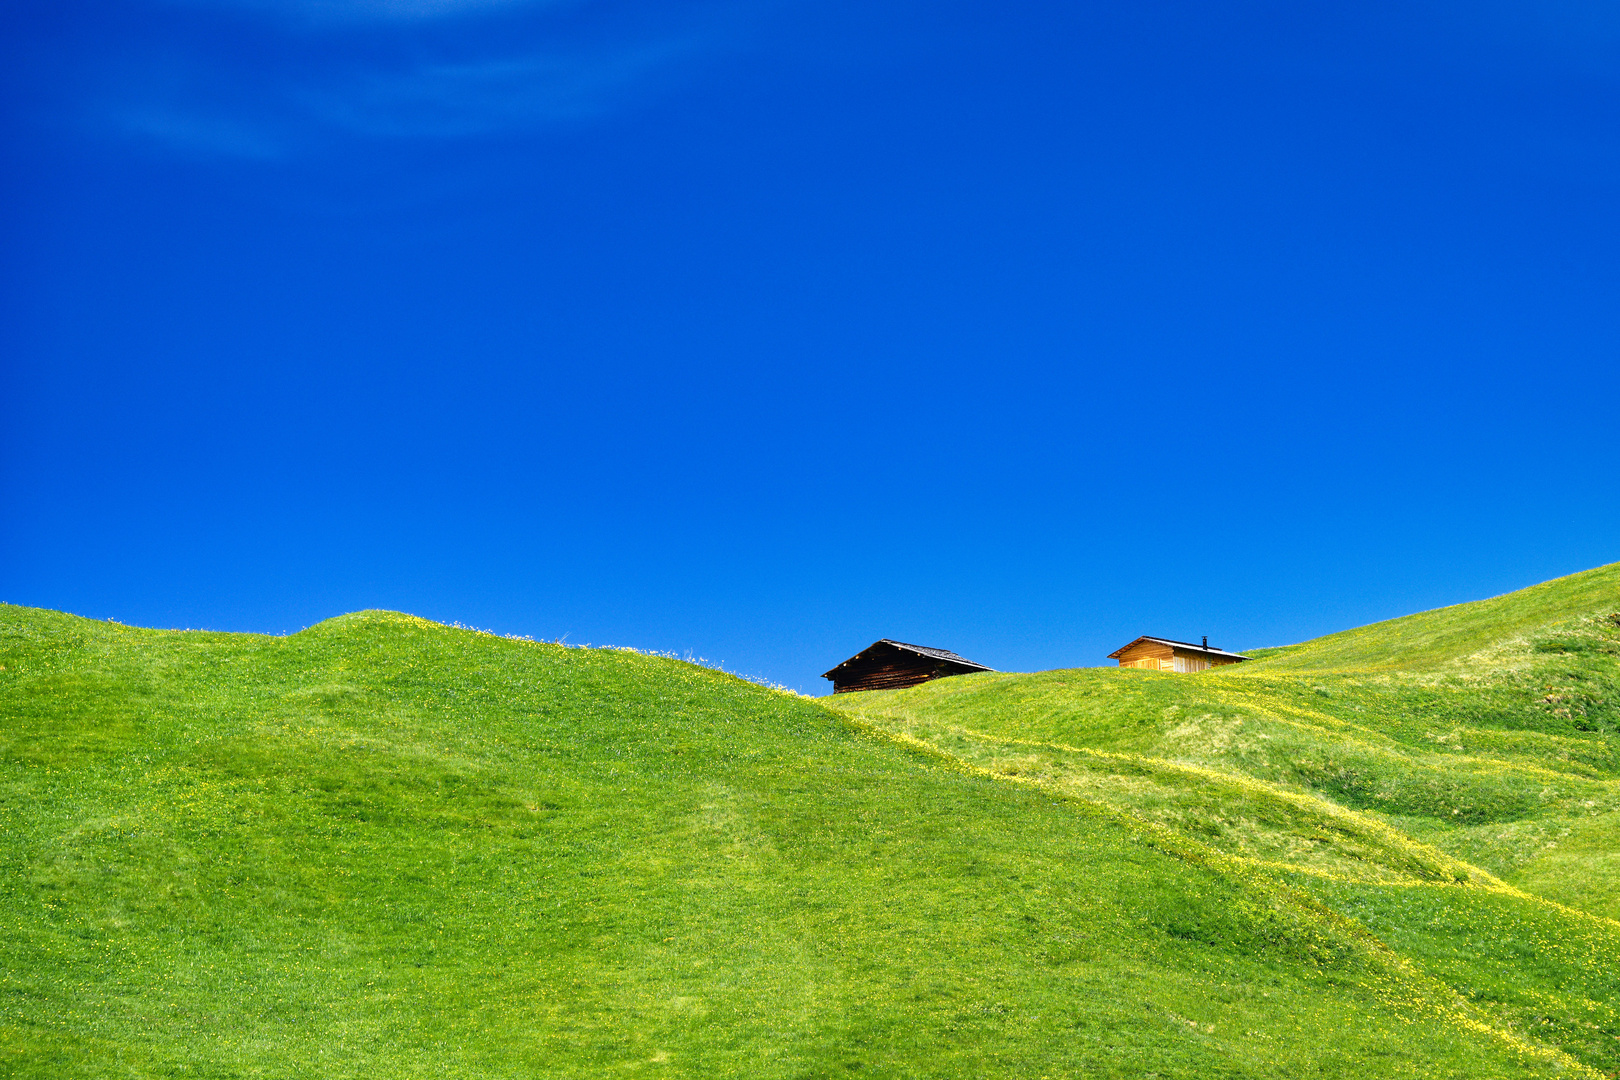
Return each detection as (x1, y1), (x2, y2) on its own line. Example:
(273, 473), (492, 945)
(2, 562), (1618, 1077)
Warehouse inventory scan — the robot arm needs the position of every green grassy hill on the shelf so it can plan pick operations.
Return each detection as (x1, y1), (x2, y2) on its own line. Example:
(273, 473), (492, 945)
(2, 564), (1618, 1077)
(827, 561), (1620, 1076)
(1249, 560), (1620, 672)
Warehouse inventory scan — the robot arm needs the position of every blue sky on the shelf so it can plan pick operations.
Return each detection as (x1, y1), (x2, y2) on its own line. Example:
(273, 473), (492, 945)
(3, 0), (1618, 692)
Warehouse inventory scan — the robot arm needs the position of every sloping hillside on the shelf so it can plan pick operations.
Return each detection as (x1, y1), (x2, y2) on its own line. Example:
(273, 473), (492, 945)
(826, 562), (1620, 1076)
(1, 578), (1616, 1077)
(1249, 561), (1620, 672)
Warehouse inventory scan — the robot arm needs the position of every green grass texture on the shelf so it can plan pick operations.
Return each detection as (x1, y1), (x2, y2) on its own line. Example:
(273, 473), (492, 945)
(3, 562), (1618, 1077)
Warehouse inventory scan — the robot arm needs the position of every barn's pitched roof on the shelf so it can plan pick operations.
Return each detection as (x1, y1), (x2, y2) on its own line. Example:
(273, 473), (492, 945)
(1107, 636), (1250, 662)
(821, 639), (995, 680)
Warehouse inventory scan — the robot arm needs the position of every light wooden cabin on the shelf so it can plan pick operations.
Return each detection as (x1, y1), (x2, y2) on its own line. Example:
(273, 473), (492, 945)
(1108, 636), (1248, 673)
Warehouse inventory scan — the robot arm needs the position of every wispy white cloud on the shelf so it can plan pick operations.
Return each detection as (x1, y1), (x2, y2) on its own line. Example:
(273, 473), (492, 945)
(118, 108), (285, 157)
(298, 0), (551, 20)
(170, 0), (573, 25)
(305, 37), (702, 138)
(80, 0), (759, 157)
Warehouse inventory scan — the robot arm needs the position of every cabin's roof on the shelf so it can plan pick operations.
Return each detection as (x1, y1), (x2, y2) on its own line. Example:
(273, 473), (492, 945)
(822, 639), (996, 680)
(1107, 636), (1251, 662)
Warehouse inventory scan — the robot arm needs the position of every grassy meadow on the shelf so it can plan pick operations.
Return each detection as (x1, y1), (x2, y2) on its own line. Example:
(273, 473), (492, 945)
(3, 562), (1618, 1077)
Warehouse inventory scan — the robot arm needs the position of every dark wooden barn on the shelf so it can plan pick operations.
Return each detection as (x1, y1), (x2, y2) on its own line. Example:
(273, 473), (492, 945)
(822, 639), (995, 694)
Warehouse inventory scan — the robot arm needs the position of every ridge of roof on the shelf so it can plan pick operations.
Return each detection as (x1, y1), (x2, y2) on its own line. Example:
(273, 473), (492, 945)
(878, 639), (995, 670)
(821, 639), (996, 679)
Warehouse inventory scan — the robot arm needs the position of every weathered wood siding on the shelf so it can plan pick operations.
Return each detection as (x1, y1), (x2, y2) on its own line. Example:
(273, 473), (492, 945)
(825, 640), (992, 693)
(832, 661), (955, 693)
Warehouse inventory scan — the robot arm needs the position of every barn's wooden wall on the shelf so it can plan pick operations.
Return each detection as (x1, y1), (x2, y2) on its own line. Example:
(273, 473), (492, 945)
(832, 661), (953, 693)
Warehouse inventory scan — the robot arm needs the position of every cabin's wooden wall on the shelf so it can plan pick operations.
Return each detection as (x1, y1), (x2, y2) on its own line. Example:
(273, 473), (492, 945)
(1115, 640), (1173, 669)
(1118, 642), (1242, 673)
